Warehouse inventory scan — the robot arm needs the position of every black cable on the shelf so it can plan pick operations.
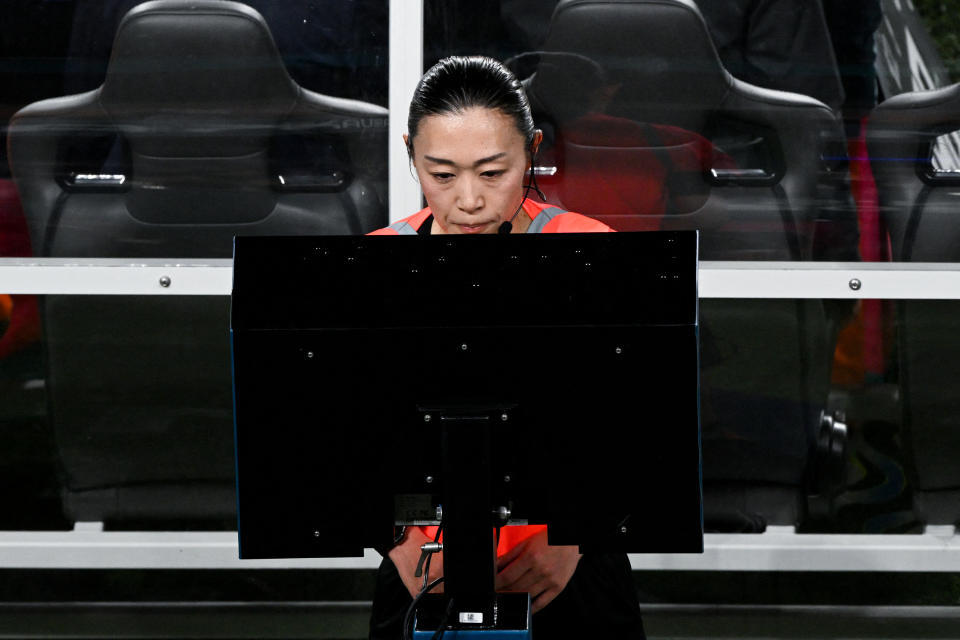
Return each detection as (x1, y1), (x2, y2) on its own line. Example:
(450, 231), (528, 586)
(403, 576), (445, 640)
(430, 598), (456, 640)
(528, 144), (547, 202)
(422, 553), (433, 591)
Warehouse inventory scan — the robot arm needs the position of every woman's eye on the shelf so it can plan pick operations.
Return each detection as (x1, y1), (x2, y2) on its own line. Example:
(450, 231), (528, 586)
(482, 170), (505, 179)
(431, 173), (454, 182)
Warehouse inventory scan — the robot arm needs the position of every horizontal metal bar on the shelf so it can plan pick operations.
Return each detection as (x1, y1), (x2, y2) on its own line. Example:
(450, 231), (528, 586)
(0, 260), (233, 295)
(639, 603), (960, 618)
(628, 526), (960, 572)
(0, 600), (372, 639)
(0, 530), (382, 569)
(698, 261), (960, 299)
(2, 260), (960, 299)
(1, 529), (958, 571)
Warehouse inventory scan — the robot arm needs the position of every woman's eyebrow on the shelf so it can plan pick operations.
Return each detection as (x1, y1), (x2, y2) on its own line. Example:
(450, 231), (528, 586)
(423, 152), (507, 168)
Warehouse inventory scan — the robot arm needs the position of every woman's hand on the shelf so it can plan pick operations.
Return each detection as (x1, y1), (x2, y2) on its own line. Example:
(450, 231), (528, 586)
(387, 526), (444, 598)
(494, 530), (581, 613)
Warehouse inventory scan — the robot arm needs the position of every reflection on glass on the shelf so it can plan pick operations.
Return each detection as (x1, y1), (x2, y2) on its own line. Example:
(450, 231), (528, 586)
(0, 291), (941, 535)
(3, 0), (389, 262)
(891, 300), (960, 529)
(868, 84), (960, 264)
(63, 0), (389, 106)
(426, 1), (858, 534)
(0, 294), (237, 531)
(0, 291), (65, 530)
(417, 0), (960, 537)
(426, 0), (859, 263)
(931, 131), (960, 174)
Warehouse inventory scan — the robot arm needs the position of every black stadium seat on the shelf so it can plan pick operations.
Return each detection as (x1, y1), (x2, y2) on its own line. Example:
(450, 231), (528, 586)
(524, 0), (852, 529)
(7, 0), (387, 526)
(868, 83), (960, 527)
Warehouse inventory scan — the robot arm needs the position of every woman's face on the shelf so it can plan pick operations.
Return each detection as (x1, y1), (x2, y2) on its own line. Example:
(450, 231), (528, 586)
(406, 107), (535, 234)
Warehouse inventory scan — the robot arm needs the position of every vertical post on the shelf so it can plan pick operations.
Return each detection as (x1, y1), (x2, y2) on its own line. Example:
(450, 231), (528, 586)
(441, 416), (497, 626)
(388, 0), (424, 222)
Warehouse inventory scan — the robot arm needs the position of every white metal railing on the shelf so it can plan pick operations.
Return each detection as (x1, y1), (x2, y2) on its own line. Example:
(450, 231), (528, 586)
(2, 259), (960, 299)
(0, 526), (957, 571)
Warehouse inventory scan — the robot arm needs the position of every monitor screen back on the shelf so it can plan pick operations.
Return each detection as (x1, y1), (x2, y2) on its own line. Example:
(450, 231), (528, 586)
(232, 231), (701, 558)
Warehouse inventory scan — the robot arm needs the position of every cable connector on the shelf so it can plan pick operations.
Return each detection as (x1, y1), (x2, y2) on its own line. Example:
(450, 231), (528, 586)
(415, 541), (443, 578)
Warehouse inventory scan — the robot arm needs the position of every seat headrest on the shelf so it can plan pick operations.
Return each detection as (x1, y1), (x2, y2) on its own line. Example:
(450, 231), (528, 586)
(532, 0), (733, 127)
(100, 0), (298, 117)
(871, 83), (960, 135)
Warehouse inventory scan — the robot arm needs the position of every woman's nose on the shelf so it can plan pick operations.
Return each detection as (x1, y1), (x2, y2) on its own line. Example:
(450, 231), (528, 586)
(456, 177), (483, 212)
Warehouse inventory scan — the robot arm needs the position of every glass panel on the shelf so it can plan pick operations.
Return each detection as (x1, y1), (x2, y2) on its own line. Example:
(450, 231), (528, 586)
(0, 291), (952, 536)
(0, 293), (236, 530)
(408, 2), (960, 266)
(691, 294), (946, 535)
(0, 292), (65, 530)
(419, 1), (864, 261)
(60, 1), (388, 105)
(1, 1), (389, 261)
(696, 295), (923, 535)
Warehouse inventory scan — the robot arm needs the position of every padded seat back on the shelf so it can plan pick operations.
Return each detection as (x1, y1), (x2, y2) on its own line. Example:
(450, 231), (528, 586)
(7, 0), (388, 525)
(528, 0), (843, 258)
(526, 0), (848, 528)
(868, 83), (960, 526)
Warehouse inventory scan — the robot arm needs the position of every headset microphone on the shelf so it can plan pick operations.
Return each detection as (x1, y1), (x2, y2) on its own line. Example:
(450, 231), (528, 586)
(498, 143), (544, 236)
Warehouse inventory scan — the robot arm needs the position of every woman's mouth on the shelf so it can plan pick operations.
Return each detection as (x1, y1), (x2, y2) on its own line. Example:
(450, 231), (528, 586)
(457, 222), (493, 234)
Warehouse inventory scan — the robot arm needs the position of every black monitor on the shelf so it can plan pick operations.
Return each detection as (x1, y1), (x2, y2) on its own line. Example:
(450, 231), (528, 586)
(231, 231), (702, 567)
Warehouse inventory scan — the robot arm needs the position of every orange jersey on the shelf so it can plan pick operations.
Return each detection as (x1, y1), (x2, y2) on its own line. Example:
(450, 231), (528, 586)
(0, 294), (11, 324)
(420, 524), (549, 560)
(369, 199), (613, 235)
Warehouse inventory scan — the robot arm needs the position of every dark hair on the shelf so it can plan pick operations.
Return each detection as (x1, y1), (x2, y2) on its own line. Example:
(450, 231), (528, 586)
(407, 56), (536, 154)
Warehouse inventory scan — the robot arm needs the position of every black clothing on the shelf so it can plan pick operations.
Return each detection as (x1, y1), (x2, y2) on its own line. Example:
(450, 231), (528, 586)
(369, 552), (646, 639)
(823, 0), (883, 130)
(417, 215), (434, 236)
(695, 0), (846, 111)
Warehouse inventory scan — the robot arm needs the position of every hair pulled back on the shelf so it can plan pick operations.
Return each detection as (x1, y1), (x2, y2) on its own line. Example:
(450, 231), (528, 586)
(407, 56), (536, 154)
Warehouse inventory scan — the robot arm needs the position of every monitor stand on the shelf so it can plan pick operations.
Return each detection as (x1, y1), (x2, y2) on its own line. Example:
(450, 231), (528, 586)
(413, 405), (531, 638)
